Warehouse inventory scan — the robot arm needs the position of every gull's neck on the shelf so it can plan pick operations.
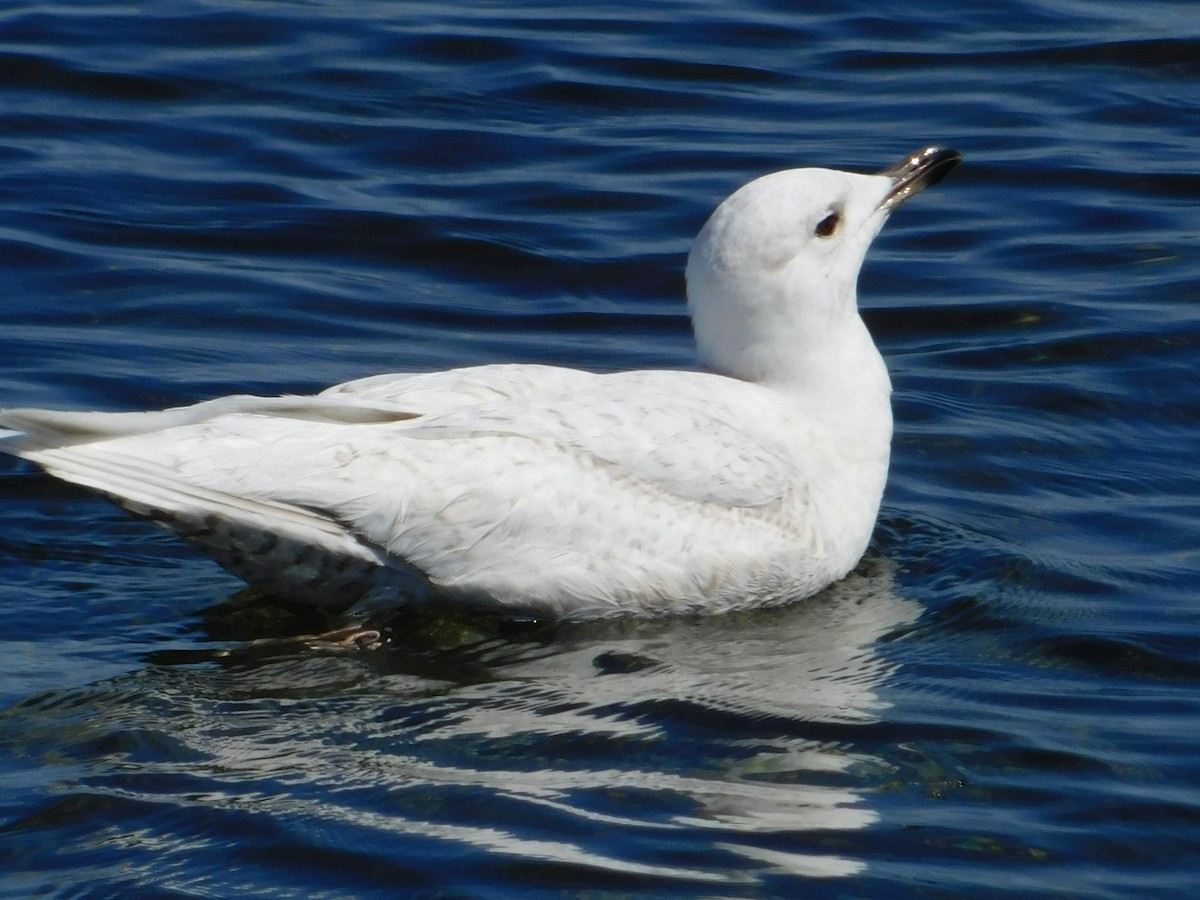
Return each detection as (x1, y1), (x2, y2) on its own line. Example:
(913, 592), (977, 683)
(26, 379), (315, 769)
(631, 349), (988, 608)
(760, 311), (892, 453)
(696, 295), (894, 516)
(693, 284), (891, 433)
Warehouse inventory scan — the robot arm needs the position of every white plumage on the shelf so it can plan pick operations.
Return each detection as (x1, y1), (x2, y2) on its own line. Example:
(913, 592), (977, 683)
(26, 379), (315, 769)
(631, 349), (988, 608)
(0, 147), (960, 619)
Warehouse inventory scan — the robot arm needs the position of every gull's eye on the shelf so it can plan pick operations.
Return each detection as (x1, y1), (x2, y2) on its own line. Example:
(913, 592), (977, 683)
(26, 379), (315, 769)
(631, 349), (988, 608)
(814, 211), (841, 238)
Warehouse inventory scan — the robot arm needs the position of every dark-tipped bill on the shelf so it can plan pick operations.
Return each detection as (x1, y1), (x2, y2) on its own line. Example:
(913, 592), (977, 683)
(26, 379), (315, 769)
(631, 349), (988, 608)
(877, 146), (962, 212)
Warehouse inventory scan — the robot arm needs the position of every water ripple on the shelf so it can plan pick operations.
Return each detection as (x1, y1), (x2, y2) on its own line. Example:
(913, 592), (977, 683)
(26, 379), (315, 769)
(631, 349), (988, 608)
(2, 0), (1200, 896)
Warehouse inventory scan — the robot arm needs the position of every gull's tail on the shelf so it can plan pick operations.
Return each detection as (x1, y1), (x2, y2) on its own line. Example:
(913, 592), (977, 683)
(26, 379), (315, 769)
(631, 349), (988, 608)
(0, 401), (427, 609)
(0, 395), (414, 449)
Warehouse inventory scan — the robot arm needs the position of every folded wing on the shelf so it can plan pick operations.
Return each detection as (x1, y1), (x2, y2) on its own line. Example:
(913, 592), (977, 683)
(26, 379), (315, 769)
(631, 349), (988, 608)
(0, 365), (810, 615)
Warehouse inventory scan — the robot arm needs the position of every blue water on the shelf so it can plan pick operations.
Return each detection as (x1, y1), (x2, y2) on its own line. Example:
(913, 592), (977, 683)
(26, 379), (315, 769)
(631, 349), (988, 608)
(2, 1), (1198, 896)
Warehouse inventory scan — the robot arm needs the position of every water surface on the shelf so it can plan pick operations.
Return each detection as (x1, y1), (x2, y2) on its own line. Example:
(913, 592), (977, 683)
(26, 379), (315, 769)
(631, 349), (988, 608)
(2, 1), (1199, 896)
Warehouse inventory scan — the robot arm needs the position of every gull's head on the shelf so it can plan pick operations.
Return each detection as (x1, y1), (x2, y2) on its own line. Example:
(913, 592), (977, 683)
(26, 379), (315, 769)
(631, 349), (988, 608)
(685, 146), (961, 385)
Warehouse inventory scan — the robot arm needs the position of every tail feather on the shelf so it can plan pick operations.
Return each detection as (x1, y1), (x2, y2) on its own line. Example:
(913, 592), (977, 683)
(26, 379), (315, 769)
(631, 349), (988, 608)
(13, 442), (428, 609)
(0, 396), (415, 450)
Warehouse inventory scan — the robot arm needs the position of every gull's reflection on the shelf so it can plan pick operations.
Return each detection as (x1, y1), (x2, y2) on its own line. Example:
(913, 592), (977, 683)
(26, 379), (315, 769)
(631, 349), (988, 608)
(9, 558), (920, 888)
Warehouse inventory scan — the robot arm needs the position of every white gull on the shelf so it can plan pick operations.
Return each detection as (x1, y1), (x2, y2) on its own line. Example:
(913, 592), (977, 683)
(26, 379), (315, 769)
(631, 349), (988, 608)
(0, 146), (961, 619)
